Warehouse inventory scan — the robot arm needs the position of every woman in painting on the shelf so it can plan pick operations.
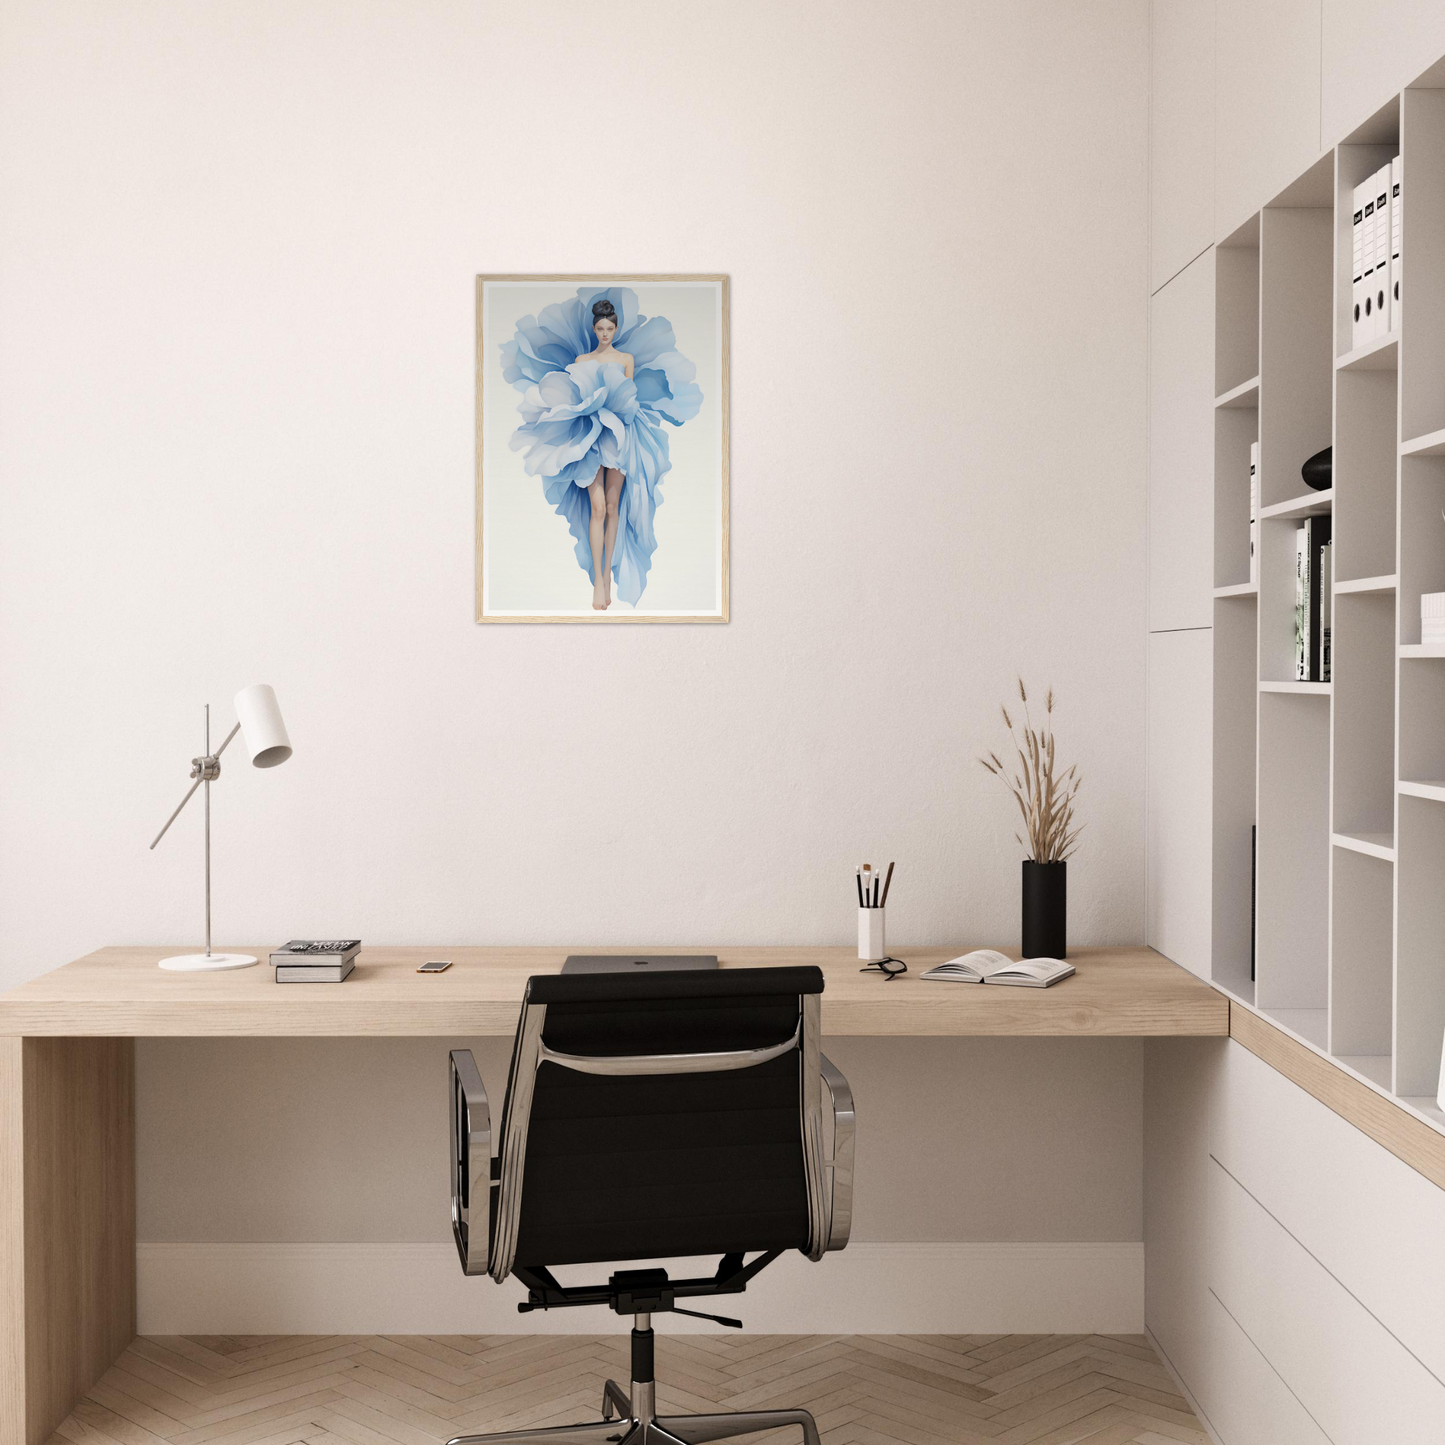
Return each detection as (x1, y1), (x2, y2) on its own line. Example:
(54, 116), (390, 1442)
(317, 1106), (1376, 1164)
(501, 287), (703, 610)
(575, 299), (632, 609)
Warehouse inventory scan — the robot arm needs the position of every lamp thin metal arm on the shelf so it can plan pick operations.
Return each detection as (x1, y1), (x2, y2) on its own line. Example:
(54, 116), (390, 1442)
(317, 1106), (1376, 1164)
(148, 721), (241, 850)
(149, 778), (202, 850)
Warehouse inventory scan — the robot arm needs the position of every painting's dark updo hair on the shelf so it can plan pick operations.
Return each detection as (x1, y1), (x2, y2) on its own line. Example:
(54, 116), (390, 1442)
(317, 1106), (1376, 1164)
(591, 298), (618, 328)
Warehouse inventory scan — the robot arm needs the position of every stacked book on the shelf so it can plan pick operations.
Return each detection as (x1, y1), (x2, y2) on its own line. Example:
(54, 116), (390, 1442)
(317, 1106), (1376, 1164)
(1294, 518), (1332, 682)
(270, 939), (361, 983)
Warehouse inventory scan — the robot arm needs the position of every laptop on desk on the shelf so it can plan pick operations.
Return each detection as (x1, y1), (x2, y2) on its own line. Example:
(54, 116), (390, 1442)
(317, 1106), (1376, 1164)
(561, 954), (719, 974)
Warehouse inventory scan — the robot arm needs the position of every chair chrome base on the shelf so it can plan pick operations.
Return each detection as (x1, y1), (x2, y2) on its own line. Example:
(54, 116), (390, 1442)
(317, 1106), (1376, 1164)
(445, 1378), (822, 1445)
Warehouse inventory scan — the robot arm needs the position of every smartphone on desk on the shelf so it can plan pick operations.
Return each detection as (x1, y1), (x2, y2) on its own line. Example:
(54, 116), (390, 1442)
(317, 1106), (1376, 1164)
(417, 959), (452, 973)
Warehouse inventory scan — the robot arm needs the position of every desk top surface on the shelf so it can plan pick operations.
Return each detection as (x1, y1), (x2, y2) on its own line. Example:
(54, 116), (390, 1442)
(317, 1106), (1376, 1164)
(0, 944), (1227, 1037)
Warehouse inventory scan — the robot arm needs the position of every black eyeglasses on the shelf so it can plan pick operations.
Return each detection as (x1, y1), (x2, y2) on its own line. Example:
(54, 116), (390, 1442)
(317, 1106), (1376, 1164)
(859, 956), (908, 981)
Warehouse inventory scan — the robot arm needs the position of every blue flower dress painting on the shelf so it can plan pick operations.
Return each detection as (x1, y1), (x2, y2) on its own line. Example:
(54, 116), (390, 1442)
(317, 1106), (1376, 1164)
(477, 276), (728, 623)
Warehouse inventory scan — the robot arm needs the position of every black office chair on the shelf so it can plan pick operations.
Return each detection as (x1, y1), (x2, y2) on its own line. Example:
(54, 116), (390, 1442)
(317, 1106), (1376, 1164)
(446, 965), (855, 1445)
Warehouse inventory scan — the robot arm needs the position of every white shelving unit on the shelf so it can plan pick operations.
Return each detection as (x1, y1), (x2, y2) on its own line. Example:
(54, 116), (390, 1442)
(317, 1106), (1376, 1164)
(1212, 77), (1445, 1133)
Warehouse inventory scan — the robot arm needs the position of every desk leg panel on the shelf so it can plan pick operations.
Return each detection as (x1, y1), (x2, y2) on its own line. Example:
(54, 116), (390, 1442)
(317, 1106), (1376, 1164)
(0, 1037), (136, 1445)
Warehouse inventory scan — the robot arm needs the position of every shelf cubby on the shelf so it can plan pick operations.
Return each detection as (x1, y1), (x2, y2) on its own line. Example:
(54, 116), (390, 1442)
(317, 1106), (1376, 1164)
(1398, 454), (1445, 644)
(1332, 592), (1396, 837)
(1214, 403), (1257, 589)
(1259, 186), (1332, 511)
(1399, 653), (1445, 785)
(1211, 593), (1259, 1003)
(1329, 847), (1393, 1067)
(1334, 369), (1397, 581)
(1401, 86), (1445, 444)
(1255, 692), (1330, 1017)
(1397, 795), (1445, 1097)
(1216, 216), (1260, 398)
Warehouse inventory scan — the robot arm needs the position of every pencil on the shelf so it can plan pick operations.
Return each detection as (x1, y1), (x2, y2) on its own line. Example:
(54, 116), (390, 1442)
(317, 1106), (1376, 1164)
(880, 860), (895, 907)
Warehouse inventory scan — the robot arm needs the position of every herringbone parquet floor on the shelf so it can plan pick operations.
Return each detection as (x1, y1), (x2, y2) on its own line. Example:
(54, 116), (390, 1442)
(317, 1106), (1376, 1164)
(49, 1334), (1210, 1445)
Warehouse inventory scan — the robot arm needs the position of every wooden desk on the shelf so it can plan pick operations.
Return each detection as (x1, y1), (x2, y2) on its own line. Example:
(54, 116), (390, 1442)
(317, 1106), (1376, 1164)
(0, 943), (1225, 1038)
(0, 944), (1223, 1445)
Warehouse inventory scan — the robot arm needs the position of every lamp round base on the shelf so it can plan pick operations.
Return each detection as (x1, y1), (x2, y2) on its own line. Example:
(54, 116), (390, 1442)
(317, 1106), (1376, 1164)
(158, 952), (258, 972)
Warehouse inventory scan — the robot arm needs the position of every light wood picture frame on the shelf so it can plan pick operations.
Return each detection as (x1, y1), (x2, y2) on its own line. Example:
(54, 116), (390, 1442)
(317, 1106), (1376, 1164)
(476, 274), (729, 623)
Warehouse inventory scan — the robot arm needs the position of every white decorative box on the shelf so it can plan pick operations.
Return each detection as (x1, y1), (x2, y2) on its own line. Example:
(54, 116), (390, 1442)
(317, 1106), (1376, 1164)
(1422, 593), (1445, 644)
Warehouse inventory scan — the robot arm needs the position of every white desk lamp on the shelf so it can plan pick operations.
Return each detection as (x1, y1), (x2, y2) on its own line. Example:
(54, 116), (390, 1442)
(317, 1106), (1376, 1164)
(149, 684), (292, 972)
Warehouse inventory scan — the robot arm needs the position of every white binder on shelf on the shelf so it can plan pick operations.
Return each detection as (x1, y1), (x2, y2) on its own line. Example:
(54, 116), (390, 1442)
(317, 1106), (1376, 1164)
(1373, 164), (1391, 341)
(1391, 154), (1402, 333)
(1362, 171), (1380, 342)
(1351, 178), (1368, 349)
(1249, 441), (1259, 586)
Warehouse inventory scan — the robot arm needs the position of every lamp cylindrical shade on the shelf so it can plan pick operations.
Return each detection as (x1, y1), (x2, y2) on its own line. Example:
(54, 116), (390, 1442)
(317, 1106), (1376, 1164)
(233, 684), (292, 768)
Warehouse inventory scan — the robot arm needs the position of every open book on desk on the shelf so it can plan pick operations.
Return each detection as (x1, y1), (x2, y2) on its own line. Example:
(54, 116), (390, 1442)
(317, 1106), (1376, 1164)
(920, 950), (1074, 988)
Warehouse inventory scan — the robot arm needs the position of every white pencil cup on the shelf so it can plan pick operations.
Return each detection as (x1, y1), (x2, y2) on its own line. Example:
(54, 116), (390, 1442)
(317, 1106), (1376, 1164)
(858, 907), (886, 962)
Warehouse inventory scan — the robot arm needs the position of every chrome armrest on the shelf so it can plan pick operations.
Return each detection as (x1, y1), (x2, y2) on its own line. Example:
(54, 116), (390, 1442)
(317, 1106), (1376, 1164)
(449, 1049), (492, 1276)
(819, 1052), (854, 1251)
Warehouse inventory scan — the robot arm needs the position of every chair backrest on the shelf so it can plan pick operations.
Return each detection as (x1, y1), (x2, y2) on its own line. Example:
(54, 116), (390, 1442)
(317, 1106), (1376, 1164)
(488, 966), (827, 1281)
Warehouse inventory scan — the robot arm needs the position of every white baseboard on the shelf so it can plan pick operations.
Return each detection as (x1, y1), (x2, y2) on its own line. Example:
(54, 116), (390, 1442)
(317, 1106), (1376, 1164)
(137, 1241), (1143, 1335)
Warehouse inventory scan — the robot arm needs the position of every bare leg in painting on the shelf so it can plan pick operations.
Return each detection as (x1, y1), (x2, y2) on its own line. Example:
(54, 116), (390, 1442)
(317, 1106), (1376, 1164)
(588, 471), (607, 610)
(602, 468), (624, 606)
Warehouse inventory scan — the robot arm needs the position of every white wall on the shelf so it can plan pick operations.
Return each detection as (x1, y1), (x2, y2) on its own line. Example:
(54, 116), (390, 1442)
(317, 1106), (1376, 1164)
(0, 1), (1152, 1323)
(0, 0), (1149, 981)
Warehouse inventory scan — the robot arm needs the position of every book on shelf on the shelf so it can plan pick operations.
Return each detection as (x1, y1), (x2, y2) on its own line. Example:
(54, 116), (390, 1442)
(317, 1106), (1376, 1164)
(276, 958), (355, 984)
(1295, 526), (1308, 679)
(1249, 441), (1259, 584)
(1320, 538), (1332, 682)
(1293, 517), (1332, 681)
(920, 950), (1074, 988)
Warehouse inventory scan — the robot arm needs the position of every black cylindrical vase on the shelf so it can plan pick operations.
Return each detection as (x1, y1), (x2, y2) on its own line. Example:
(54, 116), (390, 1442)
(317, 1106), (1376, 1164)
(1022, 860), (1067, 958)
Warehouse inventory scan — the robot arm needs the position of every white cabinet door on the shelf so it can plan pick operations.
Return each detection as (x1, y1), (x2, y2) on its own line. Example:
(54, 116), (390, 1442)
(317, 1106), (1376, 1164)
(1149, 251), (1215, 632)
(1150, 0), (1215, 292)
(1215, 0), (1323, 237)
(1322, 0), (1445, 145)
(1147, 629), (1213, 978)
(1211, 1156), (1445, 1443)
(1198, 1290), (1332, 1445)
(1214, 1039), (1445, 1384)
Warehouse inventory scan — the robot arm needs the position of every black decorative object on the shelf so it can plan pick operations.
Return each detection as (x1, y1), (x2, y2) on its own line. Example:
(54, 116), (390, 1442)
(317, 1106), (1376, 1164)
(1302, 445), (1332, 491)
(1022, 860), (1067, 959)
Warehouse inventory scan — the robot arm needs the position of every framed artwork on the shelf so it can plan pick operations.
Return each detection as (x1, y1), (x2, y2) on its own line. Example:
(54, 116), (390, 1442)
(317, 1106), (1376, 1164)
(476, 274), (729, 623)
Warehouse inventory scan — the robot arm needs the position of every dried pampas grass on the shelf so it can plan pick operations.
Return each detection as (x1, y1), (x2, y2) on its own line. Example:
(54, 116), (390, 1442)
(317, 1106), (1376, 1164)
(979, 678), (1083, 863)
